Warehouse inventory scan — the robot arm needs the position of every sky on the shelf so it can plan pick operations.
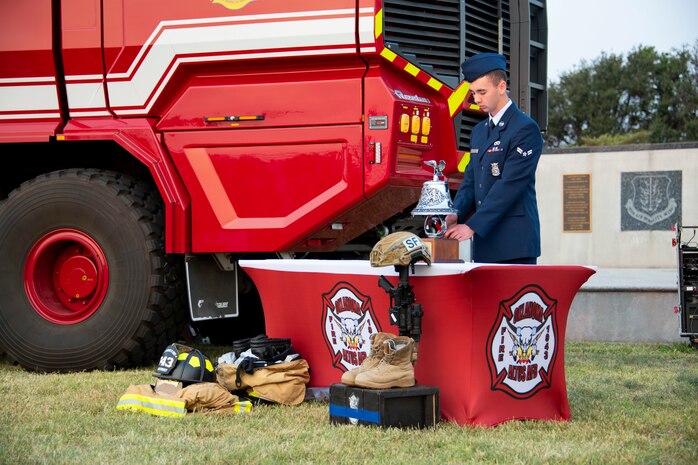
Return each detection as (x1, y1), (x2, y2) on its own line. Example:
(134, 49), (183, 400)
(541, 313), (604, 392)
(546, 0), (697, 83)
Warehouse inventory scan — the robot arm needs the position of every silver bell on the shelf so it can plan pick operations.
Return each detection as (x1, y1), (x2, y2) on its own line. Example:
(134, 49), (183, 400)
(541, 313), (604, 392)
(411, 160), (458, 216)
(411, 160), (458, 238)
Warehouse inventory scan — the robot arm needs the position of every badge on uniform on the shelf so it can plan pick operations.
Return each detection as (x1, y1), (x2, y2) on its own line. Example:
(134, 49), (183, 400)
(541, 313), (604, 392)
(490, 162), (500, 176)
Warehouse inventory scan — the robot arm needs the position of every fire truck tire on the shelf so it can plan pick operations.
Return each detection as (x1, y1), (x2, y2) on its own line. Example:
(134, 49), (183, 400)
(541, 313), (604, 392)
(0, 169), (187, 372)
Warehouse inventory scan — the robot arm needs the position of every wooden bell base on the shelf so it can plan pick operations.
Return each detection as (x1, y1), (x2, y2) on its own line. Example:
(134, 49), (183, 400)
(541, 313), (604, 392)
(421, 237), (462, 263)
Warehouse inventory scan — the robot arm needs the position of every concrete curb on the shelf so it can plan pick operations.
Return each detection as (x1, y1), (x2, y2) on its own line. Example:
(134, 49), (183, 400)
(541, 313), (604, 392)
(568, 268), (683, 343)
(580, 268), (677, 292)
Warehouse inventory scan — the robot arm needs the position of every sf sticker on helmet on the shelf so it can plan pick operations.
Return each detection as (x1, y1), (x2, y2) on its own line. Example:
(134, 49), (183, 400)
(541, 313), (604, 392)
(370, 231), (432, 267)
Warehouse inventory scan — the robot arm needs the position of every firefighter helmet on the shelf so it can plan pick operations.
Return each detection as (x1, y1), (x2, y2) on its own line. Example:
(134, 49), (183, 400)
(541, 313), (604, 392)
(153, 344), (216, 386)
(370, 231), (432, 267)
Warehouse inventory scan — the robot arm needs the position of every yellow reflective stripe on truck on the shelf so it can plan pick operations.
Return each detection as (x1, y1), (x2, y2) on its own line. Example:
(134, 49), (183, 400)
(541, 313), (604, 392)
(448, 81), (471, 117)
(375, 8), (463, 116)
(375, 8), (383, 38)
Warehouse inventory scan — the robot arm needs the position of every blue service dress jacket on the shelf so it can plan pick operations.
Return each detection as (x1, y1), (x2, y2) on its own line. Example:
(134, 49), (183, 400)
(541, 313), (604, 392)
(452, 101), (543, 263)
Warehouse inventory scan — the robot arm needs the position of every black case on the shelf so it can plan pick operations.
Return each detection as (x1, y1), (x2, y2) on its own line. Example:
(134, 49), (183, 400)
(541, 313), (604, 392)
(329, 383), (439, 429)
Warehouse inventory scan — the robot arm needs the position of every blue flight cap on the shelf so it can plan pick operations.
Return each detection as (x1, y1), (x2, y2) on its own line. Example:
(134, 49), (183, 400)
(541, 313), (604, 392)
(460, 53), (507, 82)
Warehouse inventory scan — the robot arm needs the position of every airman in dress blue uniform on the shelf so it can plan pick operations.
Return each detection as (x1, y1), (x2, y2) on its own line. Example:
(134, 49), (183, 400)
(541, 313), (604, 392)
(444, 53), (543, 264)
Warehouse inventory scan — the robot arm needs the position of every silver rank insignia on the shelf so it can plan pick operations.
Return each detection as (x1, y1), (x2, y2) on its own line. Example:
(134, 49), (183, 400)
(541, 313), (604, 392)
(516, 146), (534, 157)
(490, 162), (500, 176)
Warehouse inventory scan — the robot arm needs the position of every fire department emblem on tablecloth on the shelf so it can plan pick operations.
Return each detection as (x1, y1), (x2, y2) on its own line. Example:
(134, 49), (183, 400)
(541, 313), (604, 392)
(486, 285), (558, 399)
(321, 282), (382, 372)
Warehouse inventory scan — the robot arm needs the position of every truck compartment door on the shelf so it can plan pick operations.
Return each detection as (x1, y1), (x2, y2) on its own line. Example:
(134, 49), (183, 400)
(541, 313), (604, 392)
(0, 3), (60, 139)
(60, 0), (108, 118)
(165, 125), (364, 252)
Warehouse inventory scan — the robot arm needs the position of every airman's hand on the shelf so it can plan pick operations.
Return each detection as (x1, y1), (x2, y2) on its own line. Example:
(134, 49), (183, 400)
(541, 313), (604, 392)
(444, 223), (475, 242)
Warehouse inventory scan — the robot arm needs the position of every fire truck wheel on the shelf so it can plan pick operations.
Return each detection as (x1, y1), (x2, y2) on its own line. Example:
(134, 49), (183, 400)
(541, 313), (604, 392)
(0, 169), (187, 372)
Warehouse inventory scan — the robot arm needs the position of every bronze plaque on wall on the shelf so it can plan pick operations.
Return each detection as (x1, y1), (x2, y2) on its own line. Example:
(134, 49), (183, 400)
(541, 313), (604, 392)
(563, 174), (591, 232)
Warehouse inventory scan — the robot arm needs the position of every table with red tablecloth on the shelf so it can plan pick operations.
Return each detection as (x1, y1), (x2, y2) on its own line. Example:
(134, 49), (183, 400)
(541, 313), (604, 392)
(239, 259), (595, 426)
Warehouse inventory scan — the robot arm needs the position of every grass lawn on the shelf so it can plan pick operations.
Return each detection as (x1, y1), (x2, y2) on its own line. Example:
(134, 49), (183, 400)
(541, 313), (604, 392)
(1, 341), (696, 465)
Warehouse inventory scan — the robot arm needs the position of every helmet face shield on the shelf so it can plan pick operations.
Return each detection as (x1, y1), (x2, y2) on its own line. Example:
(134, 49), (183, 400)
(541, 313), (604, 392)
(370, 232), (432, 267)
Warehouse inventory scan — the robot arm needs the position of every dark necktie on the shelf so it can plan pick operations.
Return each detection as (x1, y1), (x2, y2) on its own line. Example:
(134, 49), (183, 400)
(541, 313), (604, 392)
(488, 119), (495, 136)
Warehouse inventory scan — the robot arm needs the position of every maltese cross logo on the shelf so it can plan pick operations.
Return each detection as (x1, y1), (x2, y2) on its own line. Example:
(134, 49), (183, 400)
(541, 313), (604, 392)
(321, 282), (381, 372)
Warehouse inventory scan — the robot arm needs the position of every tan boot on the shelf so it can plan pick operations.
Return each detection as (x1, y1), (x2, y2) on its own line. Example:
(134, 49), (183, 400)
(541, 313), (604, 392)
(353, 336), (416, 389)
(341, 332), (396, 386)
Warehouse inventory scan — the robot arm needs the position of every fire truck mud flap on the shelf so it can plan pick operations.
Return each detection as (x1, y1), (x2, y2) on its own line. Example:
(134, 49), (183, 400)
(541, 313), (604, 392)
(0, 169), (187, 372)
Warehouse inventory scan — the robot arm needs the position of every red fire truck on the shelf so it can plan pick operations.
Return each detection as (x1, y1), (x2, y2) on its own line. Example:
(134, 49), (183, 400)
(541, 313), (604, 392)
(0, 0), (547, 372)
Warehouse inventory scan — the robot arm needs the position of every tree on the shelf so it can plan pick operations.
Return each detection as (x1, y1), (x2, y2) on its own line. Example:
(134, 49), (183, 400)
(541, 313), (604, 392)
(546, 42), (698, 147)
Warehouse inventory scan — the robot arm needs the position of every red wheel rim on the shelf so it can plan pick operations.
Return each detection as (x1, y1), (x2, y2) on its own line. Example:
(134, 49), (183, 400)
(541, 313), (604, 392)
(24, 229), (109, 325)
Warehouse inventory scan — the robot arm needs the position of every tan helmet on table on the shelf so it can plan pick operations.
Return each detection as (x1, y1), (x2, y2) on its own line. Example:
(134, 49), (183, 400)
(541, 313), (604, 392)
(370, 231), (432, 267)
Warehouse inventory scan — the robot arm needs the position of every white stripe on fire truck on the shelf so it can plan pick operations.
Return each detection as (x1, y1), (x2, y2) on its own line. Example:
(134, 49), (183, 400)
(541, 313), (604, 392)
(0, 9), (375, 120)
(114, 9), (374, 79)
